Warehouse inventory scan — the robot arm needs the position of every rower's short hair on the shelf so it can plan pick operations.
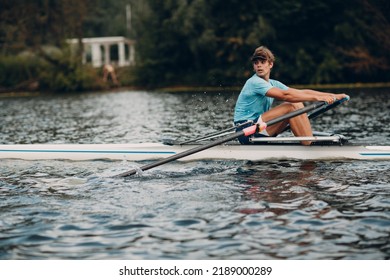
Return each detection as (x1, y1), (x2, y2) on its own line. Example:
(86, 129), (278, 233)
(251, 46), (275, 63)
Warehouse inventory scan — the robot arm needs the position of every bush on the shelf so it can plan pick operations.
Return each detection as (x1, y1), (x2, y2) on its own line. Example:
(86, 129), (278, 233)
(37, 47), (104, 92)
(0, 55), (41, 89)
(0, 48), (105, 93)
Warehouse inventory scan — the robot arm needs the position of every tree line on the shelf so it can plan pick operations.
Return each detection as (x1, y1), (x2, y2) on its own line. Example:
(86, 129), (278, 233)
(1, 0), (389, 92)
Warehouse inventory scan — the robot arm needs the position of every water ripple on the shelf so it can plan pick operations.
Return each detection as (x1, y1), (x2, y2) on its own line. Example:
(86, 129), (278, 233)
(1, 89), (390, 259)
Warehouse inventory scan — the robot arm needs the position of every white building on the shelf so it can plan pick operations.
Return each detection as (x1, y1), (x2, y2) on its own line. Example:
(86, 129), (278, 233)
(67, 36), (135, 68)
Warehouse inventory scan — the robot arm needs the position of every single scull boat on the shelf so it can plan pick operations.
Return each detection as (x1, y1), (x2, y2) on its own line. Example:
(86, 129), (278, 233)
(1, 137), (389, 161)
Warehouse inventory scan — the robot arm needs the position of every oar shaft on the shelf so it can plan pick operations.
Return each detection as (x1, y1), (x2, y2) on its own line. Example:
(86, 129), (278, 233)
(118, 128), (252, 177)
(117, 101), (326, 177)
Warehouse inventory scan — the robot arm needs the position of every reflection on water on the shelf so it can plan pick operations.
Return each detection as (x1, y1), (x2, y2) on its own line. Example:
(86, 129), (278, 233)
(0, 89), (390, 259)
(237, 161), (319, 215)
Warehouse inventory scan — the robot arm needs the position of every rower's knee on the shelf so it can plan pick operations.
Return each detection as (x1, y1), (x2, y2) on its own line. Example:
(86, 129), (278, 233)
(282, 102), (305, 114)
(288, 102), (304, 111)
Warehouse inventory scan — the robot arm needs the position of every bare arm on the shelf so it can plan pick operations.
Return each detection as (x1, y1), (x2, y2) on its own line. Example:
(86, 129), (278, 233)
(266, 87), (348, 103)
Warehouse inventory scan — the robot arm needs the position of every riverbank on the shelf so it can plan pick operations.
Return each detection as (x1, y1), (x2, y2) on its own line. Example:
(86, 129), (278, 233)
(1, 82), (390, 98)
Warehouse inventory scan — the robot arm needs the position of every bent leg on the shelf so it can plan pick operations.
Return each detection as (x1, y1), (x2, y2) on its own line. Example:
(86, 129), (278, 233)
(262, 102), (313, 145)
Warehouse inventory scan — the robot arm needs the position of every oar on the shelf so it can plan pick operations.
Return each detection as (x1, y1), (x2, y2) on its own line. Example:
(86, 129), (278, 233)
(116, 101), (326, 178)
(179, 97), (349, 145)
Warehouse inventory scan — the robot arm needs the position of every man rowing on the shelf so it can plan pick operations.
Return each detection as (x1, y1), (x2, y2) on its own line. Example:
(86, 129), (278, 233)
(234, 46), (349, 145)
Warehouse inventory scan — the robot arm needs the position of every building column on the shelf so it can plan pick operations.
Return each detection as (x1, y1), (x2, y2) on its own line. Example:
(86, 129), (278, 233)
(118, 41), (126, 66)
(91, 43), (102, 67)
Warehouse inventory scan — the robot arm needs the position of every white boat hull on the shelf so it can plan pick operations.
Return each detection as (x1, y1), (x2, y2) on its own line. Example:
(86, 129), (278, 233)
(1, 143), (390, 161)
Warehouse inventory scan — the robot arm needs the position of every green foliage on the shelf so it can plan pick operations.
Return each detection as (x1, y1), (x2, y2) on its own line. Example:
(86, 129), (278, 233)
(0, 49), (103, 93)
(83, 0), (129, 37)
(1, 0), (390, 91)
(131, 0), (390, 87)
(38, 48), (103, 92)
(0, 55), (41, 88)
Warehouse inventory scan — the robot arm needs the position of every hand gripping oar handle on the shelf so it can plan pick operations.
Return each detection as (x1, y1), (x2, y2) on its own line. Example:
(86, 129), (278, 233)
(116, 101), (326, 177)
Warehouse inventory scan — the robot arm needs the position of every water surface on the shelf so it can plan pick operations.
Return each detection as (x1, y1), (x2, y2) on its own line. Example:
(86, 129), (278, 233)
(0, 89), (389, 259)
